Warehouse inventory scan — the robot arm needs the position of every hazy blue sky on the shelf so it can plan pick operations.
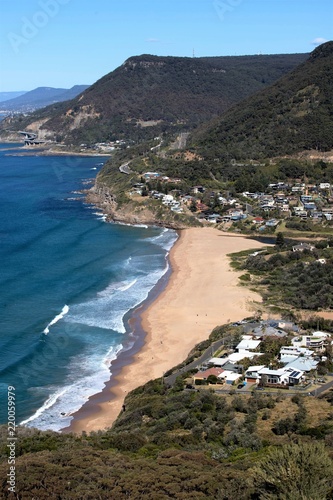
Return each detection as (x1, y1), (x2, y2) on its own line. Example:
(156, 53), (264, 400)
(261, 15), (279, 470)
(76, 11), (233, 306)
(0, 0), (332, 91)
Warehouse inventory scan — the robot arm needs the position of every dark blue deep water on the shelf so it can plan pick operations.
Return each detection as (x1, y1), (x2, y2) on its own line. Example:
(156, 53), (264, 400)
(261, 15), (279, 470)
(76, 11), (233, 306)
(0, 144), (177, 430)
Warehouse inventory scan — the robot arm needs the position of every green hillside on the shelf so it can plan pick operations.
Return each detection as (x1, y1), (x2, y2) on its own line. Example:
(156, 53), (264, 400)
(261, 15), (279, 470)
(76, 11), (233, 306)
(2, 358), (333, 498)
(192, 41), (333, 160)
(0, 52), (307, 145)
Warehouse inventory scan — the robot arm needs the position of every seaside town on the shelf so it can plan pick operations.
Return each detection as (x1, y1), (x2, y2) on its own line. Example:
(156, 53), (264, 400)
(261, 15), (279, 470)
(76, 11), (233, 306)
(1, 0), (333, 494)
(184, 318), (333, 395)
(126, 167), (333, 231)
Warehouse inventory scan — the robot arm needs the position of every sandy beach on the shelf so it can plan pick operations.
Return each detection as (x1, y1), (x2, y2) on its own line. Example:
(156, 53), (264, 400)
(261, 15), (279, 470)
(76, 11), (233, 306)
(67, 227), (268, 434)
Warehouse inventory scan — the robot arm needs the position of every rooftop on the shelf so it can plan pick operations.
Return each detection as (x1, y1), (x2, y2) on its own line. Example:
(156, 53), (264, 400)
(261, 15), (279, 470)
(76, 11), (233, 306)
(236, 339), (261, 351)
(194, 367), (224, 379)
(246, 365), (266, 373)
(284, 357), (319, 372)
(208, 357), (228, 367)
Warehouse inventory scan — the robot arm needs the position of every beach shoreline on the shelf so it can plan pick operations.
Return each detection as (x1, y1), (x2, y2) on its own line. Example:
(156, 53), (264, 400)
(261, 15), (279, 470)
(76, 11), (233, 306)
(0, 142), (110, 157)
(64, 227), (268, 434)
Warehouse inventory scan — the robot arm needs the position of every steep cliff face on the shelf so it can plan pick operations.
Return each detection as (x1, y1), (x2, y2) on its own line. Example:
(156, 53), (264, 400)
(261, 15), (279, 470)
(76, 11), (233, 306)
(86, 183), (199, 229)
(87, 183), (117, 215)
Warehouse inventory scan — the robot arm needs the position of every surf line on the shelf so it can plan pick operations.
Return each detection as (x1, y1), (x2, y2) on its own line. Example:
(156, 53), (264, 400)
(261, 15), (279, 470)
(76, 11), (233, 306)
(43, 305), (69, 335)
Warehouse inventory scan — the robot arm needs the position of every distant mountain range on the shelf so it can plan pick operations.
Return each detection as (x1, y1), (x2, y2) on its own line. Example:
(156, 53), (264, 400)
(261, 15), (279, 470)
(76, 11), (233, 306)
(192, 41), (333, 159)
(0, 86), (90, 113)
(0, 53), (307, 144)
(0, 91), (27, 103)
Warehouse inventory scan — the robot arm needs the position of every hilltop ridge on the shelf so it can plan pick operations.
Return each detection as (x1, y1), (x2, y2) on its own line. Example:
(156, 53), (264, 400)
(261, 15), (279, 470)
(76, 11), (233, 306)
(0, 85), (89, 113)
(0, 52), (308, 145)
(192, 41), (333, 159)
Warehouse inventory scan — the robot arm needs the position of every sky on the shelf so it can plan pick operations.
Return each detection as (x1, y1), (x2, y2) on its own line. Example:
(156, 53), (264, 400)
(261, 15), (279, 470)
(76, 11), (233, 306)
(0, 0), (332, 92)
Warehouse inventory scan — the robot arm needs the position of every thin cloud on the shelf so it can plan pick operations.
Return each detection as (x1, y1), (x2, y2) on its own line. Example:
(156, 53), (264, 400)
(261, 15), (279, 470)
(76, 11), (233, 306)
(146, 38), (161, 43)
(311, 37), (328, 46)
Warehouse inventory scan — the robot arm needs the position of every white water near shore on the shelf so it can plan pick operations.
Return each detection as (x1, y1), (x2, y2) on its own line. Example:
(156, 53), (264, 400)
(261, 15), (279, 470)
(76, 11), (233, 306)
(43, 305), (69, 334)
(18, 228), (177, 431)
(0, 148), (179, 431)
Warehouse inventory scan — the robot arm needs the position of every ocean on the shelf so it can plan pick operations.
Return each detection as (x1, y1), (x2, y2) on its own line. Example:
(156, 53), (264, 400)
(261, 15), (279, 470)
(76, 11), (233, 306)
(0, 144), (177, 431)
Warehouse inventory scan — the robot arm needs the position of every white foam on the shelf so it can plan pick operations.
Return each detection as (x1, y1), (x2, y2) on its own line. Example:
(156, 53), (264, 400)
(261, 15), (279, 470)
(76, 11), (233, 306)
(145, 228), (178, 251)
(20, 387), (68, 426)
(103, 343), (125, 368)
(21, 344), (123, 431)
(22, 227), (176, 430)
(115, 221), (149, 229)
(43, 305), (69, 335)
(96, 278), (137, 297)
(119, 278), (137, 292)
(92, 211), (107, 222)
(65, 262), (169, 334)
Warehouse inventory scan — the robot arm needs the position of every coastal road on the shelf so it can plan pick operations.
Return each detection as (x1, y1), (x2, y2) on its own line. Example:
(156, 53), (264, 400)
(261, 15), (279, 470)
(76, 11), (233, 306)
(164, 335), (233, 386)
(119, 162), (132, 174)
(308, 378), (333, 397)
(150, 140), (163, 152)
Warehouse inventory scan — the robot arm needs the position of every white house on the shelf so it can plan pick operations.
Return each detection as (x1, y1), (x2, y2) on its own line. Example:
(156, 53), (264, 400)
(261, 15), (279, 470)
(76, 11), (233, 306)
(236, 338), (261, 352)
(218, 371), (242, 385)
(292, 332), (329, 350)
(258, 367), (304, 386)
(280, 346), (313, 358)
(162, 194), (174, 205)
(228, 351), (262, 363)
(245, 365), (266, 384)
(292, 242), (315, 252)
(207, 357), (228, 367)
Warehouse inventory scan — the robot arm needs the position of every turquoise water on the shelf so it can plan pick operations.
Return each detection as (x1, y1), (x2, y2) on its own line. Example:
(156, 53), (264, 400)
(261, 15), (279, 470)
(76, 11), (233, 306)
(0, 144), (177, 430)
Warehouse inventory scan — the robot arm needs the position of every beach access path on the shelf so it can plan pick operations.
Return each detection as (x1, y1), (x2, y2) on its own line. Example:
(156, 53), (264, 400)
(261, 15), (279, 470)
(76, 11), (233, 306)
(67, 227), (268, 434)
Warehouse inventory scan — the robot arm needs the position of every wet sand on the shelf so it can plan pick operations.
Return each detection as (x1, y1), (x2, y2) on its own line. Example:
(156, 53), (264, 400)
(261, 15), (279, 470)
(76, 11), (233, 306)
(66, 227), (267, 434)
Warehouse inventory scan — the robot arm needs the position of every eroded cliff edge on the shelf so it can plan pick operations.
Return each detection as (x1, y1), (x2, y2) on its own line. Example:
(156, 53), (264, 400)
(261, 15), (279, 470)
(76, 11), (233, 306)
(86, 181), (201, 229)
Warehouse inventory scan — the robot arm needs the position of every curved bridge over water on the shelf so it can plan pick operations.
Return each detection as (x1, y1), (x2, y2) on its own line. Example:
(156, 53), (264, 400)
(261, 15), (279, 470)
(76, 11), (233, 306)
(18, 130), (46, 145)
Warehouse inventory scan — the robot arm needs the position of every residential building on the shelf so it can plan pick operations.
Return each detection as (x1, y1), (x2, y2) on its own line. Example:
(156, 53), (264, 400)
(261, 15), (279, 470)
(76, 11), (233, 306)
(284, 357), (318, 372)
(236, 338), (261, 352)
(207, 357), (228, 367)
(292, 332), (329, 350)
(245, 365), (266, 384)
(193, 367), (224, 383)
(279, 346), (313, 358)
(252, 325), (288, 338)
(265, 219), (279, 227)
(292, 243), (315, 252)
(258, 367), (304, 386)
(218, 371), (242, 385)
